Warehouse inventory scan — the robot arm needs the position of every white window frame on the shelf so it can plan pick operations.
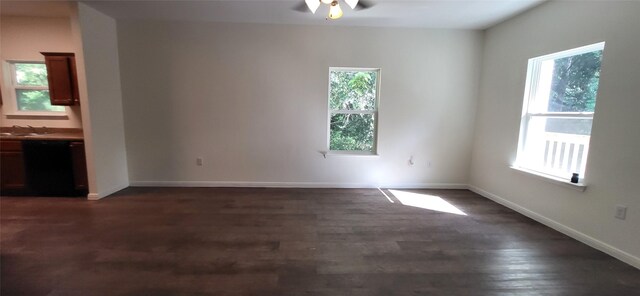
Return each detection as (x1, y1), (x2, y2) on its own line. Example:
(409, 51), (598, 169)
(515, 42), (605, 182)
(327, 67), (381, 156)
(2, 60), (67, 117)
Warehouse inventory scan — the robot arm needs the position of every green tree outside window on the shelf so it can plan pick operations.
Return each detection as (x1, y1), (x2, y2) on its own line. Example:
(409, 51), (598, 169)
(329, 69), (379, 152)
(12, 63), (64, 112)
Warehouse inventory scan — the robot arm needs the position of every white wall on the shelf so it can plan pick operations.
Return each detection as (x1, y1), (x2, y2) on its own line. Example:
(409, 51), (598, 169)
(117, 20), (483, 187)
(0, 16), (83, 128)
(470, 1), (640, 267)
(75, 3), (129, 199)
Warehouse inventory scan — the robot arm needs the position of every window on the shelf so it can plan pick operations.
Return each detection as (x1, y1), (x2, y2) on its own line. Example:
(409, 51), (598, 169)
(7, 62), (64, 112)
(515, 43), (604, 180)
(328, 68), (380, 154)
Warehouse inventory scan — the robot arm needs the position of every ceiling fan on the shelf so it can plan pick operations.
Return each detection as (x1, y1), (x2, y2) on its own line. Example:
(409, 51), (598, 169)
(293, 0), (374, 20)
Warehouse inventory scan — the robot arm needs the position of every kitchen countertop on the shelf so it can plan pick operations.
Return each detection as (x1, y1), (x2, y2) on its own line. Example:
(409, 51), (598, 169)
(0, 127), (84, 141)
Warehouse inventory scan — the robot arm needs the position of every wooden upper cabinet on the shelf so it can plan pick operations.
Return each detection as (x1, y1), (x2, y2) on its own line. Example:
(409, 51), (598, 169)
(41, 52), (80, 106)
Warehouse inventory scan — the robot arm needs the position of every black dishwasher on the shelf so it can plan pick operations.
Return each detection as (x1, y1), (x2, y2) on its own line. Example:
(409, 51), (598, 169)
(22, 140), (76, 196)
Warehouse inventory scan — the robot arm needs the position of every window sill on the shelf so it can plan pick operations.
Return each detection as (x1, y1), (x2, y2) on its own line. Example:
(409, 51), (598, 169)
(321, 151), (379, 158)
(6, 113), (69, 120)
(510, 166), (586, 192)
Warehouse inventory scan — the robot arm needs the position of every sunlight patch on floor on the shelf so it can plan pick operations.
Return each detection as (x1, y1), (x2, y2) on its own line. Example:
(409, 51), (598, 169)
(388, 190), (467, 216)
(377, 187), (395, 203)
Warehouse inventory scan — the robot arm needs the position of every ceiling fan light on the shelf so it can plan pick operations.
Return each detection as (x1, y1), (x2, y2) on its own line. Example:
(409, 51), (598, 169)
(328, 2), (343, 19)
(344, 0), (359, 9)
(320, 0), (333, 4)
(305, 0), (320, 14)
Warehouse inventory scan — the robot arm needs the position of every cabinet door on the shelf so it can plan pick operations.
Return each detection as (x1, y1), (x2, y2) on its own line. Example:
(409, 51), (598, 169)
(70, 141), (88, 192)
(1, 141), (26, 191)
(42, 53), (80, 106)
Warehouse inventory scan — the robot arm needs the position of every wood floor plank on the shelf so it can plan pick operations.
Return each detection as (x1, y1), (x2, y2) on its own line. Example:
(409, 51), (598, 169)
(1, 187), (639, 295)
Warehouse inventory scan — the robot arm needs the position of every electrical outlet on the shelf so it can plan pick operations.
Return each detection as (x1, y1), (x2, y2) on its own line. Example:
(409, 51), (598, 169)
(615, 205), (627, 220)
(196, 157), (203, 166)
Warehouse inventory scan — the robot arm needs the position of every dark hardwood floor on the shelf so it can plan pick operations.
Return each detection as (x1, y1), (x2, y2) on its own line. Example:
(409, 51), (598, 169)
(2, 188), (639, 295)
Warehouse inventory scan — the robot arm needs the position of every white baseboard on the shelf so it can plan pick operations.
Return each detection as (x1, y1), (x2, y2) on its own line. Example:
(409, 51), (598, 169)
(86, 182), (129, 201)
(468, 184), (640, 270)
(129, 180), (469, 189)
(87, 193), (101, 200)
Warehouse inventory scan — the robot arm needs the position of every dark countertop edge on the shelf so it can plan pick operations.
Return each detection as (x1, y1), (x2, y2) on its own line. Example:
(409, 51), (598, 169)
(0, 133), (84, 141)
(1, 127), (84, 141)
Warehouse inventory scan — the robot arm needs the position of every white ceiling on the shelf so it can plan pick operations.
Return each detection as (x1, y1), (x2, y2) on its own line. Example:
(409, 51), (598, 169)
(1, 0), (545, 29)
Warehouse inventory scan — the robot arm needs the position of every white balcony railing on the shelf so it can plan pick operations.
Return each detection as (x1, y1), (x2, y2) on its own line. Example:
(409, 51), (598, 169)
(541, 132), (590, 177)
